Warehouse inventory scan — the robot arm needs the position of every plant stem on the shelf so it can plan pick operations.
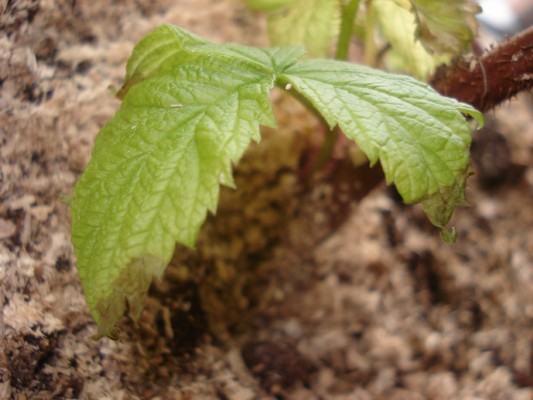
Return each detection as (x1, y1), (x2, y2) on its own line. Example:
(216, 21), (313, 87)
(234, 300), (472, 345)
(335, 0), (361, 61)
(307, 0), (362, 181)
(310, 126), (340, 178)
(431, 25), (533, 112)
(364, 0), (377, 67)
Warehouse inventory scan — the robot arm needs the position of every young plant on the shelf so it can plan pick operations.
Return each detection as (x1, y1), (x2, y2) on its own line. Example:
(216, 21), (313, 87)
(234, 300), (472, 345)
(70, 15), (482, 338)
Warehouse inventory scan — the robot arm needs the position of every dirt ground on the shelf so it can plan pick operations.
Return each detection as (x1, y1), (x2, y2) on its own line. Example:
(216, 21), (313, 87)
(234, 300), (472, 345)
(1, 1), (533, 399)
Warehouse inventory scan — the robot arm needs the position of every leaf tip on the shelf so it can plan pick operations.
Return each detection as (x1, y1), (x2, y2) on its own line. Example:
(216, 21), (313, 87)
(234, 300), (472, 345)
(473, 111), (485, 129)
(90, 254), (167, 340)
(421, 165), (473, 239)
(440, 226), (457, 244)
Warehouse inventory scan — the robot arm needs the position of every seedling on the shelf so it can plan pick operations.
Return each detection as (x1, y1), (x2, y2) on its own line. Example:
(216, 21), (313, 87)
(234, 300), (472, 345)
(70, 2), (484, 339)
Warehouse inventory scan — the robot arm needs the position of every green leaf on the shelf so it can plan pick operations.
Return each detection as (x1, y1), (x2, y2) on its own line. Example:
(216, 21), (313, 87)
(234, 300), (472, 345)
(71, 25), (302, 339)
(265, 0), (341, 58)
(279, 59), (482, 205)
(372, 0), (443, 80)
(72, 24), (482, 338)
(410, 0), (481, 57)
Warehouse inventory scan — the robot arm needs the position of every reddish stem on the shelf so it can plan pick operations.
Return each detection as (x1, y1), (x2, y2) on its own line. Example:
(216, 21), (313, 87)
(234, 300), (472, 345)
(431, 26), (533, 112)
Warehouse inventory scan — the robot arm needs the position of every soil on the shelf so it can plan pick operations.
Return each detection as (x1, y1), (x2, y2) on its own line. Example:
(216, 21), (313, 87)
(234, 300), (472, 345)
(1, 1), (533, 399)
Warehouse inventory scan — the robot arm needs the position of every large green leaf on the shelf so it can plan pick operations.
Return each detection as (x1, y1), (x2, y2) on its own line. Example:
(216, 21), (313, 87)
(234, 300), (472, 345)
(71, 24), (481, 338)
(71, 25), (302, 339)
(279, 60), (482, 222)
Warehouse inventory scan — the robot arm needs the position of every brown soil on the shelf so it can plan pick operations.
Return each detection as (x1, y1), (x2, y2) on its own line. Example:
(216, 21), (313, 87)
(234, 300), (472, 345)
(2, 1), (533, 399)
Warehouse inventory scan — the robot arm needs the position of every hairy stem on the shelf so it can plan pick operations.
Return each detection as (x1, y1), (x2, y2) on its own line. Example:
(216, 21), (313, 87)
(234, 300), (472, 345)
(431, 26), (533, 112)
(335, 0), (361, 61)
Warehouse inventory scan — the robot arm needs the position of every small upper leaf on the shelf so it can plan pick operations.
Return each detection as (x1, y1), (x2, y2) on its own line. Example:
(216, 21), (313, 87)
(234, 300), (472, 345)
(372, 0), (442, 79)
(372, 0), (479, 79)
(260, 0), (341, 58)
(410, 0), (481, 57)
